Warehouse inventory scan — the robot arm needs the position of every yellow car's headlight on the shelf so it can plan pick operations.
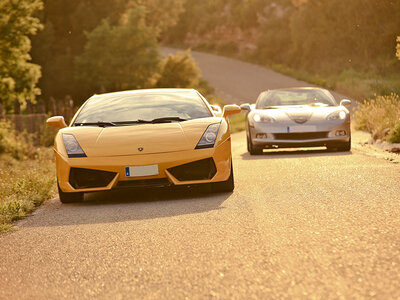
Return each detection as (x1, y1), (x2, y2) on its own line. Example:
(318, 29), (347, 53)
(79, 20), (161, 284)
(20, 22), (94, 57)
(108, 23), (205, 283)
(195, 123), (220, 149)
(63, 134), (86, 158)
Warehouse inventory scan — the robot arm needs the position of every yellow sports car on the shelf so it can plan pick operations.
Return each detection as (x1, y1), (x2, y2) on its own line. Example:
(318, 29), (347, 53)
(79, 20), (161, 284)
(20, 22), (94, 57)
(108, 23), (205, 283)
(47, 89), (241, 203)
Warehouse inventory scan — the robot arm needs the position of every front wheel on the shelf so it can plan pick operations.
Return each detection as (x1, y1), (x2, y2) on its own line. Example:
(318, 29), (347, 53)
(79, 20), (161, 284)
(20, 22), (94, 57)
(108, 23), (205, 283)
(211, 161), (234, 193)
(327, 137), (351, 152)
(248, 137), (263, 155)
(58, 183), (84, 203)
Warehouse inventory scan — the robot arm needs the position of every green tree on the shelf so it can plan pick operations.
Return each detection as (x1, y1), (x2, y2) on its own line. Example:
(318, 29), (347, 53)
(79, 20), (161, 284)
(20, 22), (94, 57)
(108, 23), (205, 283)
(0, 0), (43, 112)
(156, 51), (200, 88)
(75, 5), (160, 93)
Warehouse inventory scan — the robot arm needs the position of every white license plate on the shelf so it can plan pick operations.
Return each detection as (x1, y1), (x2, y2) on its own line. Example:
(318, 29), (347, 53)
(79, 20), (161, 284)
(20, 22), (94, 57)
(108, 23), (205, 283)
(125, 165), (159, 177)
(288, 125), (317, 133)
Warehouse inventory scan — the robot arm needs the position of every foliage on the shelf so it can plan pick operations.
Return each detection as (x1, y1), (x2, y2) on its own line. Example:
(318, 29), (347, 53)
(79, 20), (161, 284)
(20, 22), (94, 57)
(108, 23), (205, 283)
(134, 0), (184, 35)
(164, 0), (400, 83)
(388, 121), (400, 143)
(0, 0), (43, 112)
(0, 120), (37, 160)
(30, 0), (185, 104)
(157, 51), (200, 88)
(75, 6), (160, 93)
(0, 148), (56, 232)
(355, 94), (400, 140)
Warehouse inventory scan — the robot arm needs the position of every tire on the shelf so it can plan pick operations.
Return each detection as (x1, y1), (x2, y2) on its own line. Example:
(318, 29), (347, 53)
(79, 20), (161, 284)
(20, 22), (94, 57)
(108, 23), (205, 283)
(58, 183), (84, 203)
(211, 161), (235, 193)
(327, 137), (351, 152)
(248, 135), (263, 155)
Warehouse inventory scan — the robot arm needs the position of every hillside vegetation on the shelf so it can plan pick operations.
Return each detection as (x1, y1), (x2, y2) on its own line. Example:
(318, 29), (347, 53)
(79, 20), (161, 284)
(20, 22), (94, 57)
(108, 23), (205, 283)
(164, 0), (400, 100)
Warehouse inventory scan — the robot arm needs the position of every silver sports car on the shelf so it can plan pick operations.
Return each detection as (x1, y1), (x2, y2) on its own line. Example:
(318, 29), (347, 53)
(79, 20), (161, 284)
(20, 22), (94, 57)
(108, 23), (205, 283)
(241, 87), (351, 155)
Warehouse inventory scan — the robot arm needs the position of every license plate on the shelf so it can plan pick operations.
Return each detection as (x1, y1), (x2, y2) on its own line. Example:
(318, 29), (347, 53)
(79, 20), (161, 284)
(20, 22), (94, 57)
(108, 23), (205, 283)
(288, 125), (317, 133)
(125, 165), (159, 177)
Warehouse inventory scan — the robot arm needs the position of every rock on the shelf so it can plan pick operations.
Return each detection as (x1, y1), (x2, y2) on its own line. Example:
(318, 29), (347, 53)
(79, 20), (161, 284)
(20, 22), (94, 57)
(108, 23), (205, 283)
(382, 128), (391, 137)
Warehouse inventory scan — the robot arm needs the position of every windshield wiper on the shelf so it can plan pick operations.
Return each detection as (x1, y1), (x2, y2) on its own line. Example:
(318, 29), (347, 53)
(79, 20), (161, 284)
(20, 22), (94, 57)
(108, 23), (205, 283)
(260, 106), (280, 109)
(148, 117), (188, 123)
(74, 121), (116, 127)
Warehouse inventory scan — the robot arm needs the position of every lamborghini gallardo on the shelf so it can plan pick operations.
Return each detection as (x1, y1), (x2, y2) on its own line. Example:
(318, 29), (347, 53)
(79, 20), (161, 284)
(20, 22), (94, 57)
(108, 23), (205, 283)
(47, 89), (241, 203)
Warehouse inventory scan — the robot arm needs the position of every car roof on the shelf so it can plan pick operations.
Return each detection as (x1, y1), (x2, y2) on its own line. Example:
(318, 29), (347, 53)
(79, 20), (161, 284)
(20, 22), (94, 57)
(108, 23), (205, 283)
(262, 87), (328, 93)
(91, 88), (198, 98)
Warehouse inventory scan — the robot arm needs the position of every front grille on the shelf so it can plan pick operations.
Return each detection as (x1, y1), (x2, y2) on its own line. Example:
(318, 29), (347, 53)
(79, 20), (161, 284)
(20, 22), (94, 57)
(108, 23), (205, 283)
(116, 178), (171, 189)
(274, 132), (328, 140)
(168, 158), (217, 181)
(69, 168), (116, 189)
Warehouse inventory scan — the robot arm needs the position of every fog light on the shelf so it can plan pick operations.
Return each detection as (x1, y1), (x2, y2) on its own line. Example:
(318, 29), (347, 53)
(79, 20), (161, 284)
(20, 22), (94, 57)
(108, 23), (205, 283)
(256, 133), (267, 138)
(335, 130), (346, 136)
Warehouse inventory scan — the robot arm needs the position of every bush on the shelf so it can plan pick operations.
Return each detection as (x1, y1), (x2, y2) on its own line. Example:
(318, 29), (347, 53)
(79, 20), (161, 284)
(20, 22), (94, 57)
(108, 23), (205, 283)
(355, 93), (400, 140)
(388, 121), (400, 143)
(0, 120), (37, 160)
(156, 50), (200, 88)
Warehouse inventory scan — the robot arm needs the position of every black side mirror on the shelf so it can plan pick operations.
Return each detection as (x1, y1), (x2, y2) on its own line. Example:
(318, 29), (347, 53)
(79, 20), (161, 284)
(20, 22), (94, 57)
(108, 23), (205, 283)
(240, 103), (251, 111)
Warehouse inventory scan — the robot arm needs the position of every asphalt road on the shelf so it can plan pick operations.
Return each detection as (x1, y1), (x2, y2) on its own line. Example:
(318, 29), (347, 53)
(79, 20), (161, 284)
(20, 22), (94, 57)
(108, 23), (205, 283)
(1, 50), (400, 299)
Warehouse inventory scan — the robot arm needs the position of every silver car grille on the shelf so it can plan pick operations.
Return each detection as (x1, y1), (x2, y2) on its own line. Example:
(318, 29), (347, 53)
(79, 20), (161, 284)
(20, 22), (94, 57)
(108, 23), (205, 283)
(273, 132), (329, 140)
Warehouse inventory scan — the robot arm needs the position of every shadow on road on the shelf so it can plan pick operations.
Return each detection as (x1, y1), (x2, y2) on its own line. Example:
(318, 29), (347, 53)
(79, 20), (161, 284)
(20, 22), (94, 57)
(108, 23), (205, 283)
(23, 187), (231, 228)
(240, 148), (353, 160)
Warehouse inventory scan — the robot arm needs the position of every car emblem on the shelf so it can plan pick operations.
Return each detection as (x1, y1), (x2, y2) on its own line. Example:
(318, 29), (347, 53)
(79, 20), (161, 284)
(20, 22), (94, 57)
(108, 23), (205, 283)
(294, 117), (308, 124)
(138, 147), (144, 152)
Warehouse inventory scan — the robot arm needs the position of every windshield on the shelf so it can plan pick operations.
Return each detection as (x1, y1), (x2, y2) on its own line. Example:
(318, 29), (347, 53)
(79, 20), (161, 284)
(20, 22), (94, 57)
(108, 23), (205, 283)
(256, 89), (337, 109)
(74, 90), (212, 125)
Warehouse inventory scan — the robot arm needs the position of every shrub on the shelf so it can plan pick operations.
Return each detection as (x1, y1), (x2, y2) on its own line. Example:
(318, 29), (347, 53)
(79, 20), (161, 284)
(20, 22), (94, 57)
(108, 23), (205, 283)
(156, 50), (200, 88)
(0, 120), (37, 160)
(355, 93), (400, 140)
(388, 121), (400, 143)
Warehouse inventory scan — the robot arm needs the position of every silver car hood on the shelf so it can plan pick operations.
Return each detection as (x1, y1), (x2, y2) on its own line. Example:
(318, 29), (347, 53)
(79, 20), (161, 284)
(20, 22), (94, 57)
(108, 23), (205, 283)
(251, 106), (348, 123)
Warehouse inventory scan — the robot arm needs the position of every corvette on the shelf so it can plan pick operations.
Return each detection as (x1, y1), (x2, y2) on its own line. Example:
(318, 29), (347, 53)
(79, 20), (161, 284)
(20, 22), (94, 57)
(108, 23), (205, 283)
(47, 89), (241, 203)
(241, 87), (352, 155)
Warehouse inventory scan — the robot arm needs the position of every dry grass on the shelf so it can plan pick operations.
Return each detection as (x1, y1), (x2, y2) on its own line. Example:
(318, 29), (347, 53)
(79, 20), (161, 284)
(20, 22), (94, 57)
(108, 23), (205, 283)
(0, 119), (57, 232)
(0, 149), (56, 232)
(354, 93), (400, 141)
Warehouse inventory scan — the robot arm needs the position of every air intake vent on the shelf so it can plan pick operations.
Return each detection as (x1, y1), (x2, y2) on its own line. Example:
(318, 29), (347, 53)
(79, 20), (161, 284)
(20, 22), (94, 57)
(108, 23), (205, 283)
(168, 158), (217, 181)
(274, 132), (328, 140)
(69, 168), (116, 189)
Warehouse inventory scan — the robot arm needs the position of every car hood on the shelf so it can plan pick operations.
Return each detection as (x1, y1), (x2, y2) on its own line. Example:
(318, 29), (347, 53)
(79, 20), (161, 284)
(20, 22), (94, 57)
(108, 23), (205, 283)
(252, 106), (347, 123)
(60, 117), (221, 157)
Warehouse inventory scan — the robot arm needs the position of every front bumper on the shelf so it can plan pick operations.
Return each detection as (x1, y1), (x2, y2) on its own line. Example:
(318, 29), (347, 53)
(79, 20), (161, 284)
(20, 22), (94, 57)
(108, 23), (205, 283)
(56, 138), (232, 193)
(250, 121), (351, 148)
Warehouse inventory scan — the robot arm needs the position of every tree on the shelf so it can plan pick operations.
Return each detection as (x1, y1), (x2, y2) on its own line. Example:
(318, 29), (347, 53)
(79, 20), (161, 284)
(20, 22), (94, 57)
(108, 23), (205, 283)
(156, 51), (200, 88)
(75, 5), (160, 93)
(0, 0), (43, 112)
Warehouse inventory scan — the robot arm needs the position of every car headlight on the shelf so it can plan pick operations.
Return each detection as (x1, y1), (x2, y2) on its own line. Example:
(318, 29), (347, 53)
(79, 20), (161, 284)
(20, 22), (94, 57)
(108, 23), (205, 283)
(253, 114), (275, 123)
(195, 123), (220, 149)
(62, 134), (87, 158)
(327, 110), (347, 121)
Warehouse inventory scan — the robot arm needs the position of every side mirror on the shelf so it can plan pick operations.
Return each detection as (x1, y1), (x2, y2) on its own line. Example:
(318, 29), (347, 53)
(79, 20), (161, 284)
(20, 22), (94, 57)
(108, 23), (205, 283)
(240, 103), (251, 111)
(340, 99), (352, 108)
(222, 104), (241, 118)
(46, 116), (67, 129)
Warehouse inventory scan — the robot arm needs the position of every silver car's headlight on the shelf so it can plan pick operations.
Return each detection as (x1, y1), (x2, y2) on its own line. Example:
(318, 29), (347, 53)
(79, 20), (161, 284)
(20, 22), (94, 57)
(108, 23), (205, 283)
(63, 134), (87, 158)
(195, 123), (220, 149)
(253, 114), (275, 123)
(327, 110), (347, 121)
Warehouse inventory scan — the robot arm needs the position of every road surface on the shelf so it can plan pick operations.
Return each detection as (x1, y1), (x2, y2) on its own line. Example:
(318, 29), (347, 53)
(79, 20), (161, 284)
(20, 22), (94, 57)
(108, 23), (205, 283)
(1, 50), (399, 299)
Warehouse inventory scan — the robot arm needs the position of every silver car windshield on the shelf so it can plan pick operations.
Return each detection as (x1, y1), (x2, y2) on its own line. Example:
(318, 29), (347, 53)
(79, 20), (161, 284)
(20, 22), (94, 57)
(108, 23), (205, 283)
(256, 89), (337, 108)
(74, 90), (212, 125)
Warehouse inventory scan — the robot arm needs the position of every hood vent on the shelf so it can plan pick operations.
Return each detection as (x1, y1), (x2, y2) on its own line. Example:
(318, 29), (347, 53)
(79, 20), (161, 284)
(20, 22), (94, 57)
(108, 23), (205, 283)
(286, 112), (313, 124)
